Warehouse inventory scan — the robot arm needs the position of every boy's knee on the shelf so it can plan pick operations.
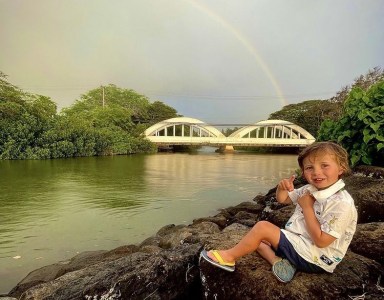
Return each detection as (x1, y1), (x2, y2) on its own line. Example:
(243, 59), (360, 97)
(253, 220), (280, 238)
(254, 220), (272, 231)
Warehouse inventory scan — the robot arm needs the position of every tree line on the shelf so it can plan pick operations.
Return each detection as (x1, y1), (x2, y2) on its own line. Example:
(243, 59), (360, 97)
(0, 72), (178, 159)
(1, 67), (383, 166)
(269, 67), (384, 167)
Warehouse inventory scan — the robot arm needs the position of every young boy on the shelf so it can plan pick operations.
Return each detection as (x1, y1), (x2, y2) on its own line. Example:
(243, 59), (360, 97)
(201, 141), (358, 282)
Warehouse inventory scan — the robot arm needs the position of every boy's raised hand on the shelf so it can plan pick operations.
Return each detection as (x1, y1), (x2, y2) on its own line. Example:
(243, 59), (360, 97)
(276, 175), (295, 204)
(278, 175), (296, 192)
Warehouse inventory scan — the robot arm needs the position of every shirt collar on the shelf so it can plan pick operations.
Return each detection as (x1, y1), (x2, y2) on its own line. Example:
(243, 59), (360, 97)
(306, 179), (345, 202)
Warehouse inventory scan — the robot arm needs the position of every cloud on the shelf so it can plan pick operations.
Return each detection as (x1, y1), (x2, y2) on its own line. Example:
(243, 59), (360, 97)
(1, 0), (383, 123)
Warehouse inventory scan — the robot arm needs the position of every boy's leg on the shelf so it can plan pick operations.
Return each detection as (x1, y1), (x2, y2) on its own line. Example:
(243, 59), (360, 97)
(207, 221), (281, 263)
(257, 241), (280, 265)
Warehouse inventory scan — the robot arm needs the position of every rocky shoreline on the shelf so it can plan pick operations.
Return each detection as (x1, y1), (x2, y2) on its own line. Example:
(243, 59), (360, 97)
(3, 167), (384, 300)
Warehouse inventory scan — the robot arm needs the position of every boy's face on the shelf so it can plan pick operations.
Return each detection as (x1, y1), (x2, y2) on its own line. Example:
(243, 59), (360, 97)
(302, 152), (343, 190)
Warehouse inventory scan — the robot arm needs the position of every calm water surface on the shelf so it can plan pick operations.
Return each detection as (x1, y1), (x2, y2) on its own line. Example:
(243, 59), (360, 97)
(0, 149), (297, 293)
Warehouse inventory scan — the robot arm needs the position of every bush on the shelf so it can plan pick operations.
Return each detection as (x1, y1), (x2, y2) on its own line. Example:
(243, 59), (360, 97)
(318, 80), (384, 167)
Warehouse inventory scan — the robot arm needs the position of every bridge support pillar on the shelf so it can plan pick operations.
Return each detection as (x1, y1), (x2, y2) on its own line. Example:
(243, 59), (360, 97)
(217, 145), (235, 153)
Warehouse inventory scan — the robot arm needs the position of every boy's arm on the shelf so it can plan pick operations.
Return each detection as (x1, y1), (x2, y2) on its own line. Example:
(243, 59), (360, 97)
(298, 193), (336, 248)
(276, 186), (293, 204)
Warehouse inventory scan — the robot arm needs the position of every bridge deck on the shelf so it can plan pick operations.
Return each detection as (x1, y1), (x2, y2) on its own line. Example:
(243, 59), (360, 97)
(146, 136), (314, 147)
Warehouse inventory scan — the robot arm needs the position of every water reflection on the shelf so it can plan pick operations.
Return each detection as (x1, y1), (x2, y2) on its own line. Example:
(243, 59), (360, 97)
(144, 153), (297, 200)
(0, 156), (148, 237)
(0, 152), (297, 293)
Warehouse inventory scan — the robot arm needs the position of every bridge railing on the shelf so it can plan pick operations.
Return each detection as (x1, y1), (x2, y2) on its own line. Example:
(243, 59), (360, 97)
(146, 136), (315, 147)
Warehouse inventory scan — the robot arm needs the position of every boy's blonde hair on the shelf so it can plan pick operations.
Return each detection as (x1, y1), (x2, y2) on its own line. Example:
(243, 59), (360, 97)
(298, 141), (351, 177)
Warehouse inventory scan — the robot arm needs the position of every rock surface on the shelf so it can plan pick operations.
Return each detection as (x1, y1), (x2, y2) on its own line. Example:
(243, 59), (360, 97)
(6, 173), (384, 300)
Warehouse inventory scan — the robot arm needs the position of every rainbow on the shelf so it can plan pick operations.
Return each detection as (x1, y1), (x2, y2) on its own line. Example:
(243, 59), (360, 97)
(185, 0), (288, 107)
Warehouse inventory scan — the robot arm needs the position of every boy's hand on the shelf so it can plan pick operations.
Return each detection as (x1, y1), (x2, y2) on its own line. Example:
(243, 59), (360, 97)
(278, 175), (295, 192)
(298, 192), (315, 209)
(276, 175), (295, 204)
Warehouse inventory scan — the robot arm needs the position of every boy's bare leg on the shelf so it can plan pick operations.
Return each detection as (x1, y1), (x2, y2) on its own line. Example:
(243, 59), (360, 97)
(257, 241), (281, 265)
(207, 221), (281, 263)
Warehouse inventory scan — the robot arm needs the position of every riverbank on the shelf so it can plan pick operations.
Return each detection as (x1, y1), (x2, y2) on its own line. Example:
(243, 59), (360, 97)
(4, 167), (384, 300)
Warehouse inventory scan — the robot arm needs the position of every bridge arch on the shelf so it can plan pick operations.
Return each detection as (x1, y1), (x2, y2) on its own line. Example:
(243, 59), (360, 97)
(144, 117), (225, 138)
(229, 119), (315, 140)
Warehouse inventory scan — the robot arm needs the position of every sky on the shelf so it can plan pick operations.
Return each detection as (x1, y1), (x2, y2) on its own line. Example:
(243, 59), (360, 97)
(1, 0), (383, 124)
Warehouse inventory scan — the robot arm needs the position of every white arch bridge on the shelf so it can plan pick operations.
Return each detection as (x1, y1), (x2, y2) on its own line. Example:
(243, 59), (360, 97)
(144, 117), (315, 150)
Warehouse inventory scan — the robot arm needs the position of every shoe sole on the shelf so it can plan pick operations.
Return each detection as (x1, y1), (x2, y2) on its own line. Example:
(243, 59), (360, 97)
(200, 250), (235, 272)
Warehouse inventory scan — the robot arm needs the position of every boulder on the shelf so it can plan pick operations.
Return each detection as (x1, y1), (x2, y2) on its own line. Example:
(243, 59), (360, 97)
(344, 176), (384, 223)
(8, 246), (140, 298)
(200, 250), (383, 300)
(353, 165), (384, 179)
(350, 222), (384, 265)
(12, 245), (202, 300)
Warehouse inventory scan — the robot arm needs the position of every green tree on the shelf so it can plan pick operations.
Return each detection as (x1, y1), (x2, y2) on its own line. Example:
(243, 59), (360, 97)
(221, 127), (241, 137)
(318, 80), (384, 167)
(60, 85), (161, 155)
(270, 67), (384, 139)
(268, 100), (337, 137)
(0, 71), (25, 104)
(0, 74), (172, 159)
(0, 72), (58, 159)
(41, 115), (98, 158)
(146, 101), (179, 124)
(65, 84), (151, 124)
(328, 67), (384, 120)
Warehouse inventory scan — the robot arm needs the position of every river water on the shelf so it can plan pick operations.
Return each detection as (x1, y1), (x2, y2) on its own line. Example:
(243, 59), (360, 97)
(0, 148), (298, 293)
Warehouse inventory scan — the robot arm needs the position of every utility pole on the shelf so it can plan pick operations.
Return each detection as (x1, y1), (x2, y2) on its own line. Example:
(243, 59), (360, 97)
(102, 86), (105, 108)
